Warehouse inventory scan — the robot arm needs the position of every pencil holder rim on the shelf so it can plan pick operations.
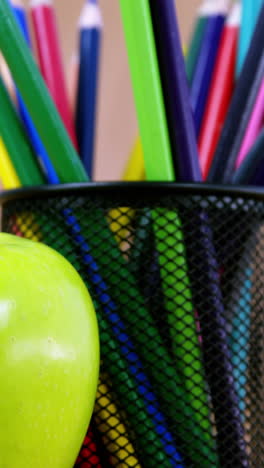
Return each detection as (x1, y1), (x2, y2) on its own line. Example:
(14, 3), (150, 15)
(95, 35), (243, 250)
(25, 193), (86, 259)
(0, 181), (264, 205)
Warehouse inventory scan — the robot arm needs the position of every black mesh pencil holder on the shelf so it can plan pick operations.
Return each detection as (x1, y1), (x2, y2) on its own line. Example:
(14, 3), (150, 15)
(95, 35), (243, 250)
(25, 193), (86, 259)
(0, 181), (263, 468)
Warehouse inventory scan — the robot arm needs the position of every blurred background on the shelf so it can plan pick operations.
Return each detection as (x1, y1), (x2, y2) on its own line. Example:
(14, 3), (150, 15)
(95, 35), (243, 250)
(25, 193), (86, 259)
(53, 0), (200, 180)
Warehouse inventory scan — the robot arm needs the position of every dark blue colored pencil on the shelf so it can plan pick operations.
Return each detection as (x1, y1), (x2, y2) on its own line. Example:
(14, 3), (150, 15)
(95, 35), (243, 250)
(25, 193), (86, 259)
(190, 3), (228, 136)
(149, 0), (201, 182)
(76, 0), (102, 179)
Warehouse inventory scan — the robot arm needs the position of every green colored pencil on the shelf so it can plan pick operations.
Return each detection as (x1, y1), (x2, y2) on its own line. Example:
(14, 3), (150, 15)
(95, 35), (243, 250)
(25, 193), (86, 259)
(0, 0), (87, 184)
(119, 0), (174, 181)
(0, 76), (44, 186)
(119, 1), (218, 465)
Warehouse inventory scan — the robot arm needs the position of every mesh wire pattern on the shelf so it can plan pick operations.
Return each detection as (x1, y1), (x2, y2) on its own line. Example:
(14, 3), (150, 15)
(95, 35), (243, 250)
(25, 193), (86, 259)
(0, 182), (263, 468)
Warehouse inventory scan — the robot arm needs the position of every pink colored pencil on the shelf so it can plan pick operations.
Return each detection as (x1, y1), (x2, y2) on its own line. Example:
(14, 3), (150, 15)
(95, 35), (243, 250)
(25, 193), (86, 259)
(236, 77), (264, 168)
(30, 0), (78, 150)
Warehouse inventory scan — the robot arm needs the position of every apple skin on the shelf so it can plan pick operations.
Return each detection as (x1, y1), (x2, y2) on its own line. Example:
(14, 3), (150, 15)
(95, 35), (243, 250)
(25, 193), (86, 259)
(0, 233), (100, 468)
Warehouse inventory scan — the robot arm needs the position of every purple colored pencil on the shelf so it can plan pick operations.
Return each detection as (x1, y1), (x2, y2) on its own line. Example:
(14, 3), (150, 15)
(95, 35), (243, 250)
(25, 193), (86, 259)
(149, 0), (201, 182)
(190, 0), (229, 136)
(149, 2), (248, 464)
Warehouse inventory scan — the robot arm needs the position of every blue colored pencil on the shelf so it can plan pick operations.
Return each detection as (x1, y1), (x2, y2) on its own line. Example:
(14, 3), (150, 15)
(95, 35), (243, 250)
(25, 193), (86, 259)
(190, 0), (229, 136)
(76, 0), (102, 179)
(236, 0), (263, 78)
(10, 0), (59, 185)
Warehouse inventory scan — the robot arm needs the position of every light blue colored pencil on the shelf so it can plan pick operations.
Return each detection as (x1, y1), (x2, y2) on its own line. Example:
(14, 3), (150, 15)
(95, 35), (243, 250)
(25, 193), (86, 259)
(230, 268), (252, 417)
(236, 0), (263, 77)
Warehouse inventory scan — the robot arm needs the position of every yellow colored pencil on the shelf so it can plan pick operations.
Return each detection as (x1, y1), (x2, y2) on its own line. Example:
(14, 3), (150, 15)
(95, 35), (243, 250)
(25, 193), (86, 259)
(0, 136), (21, 189)
(110, 138), (145, 247)
(0, 140), (40, 242)
(122, 136), (145, 181)
(95, 378), (141, 467)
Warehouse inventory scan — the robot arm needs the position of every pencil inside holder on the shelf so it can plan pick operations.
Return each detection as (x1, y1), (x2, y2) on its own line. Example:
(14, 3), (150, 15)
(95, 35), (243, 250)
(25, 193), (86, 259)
(1, 182), (262, 467)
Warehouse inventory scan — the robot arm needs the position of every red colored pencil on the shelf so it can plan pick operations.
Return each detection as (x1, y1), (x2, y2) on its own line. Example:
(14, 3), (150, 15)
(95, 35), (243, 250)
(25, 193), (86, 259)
(75, 426), (103, 467)
(198, 1), (241, 180)
(30, 0), (78, 150)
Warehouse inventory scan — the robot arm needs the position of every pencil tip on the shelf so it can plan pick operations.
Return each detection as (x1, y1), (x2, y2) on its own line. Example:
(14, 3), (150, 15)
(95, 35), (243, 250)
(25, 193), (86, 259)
(79, 0), (102, 28)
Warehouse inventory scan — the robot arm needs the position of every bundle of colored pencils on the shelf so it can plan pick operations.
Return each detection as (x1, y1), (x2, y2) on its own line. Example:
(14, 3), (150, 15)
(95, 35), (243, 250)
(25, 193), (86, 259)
(1, 0), (264, 466)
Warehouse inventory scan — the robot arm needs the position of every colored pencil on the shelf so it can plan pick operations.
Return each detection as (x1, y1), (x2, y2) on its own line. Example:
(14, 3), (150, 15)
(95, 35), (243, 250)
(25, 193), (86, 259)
(149, 0), (201, 182)
(109, 137), (144, 249)
(207, 2), (264, 183)
(236, 0), (263, 77)
(230, 265), (252, 416)
(0, 137), (21, 189)
(75, 423), (104, 467)
(0, 0), (87, 183)
(190, 0), (230, 136)
(0, 76), (45, 186)
(30, 0), (78, 150)
(122, 137), (145, 181)
(224, 46), (264, 182)
(185, 1), (208, 85)
(119, 0), (174, 182)
(11, 0), (59, 185)
(76, 0), (102, 179)
(198, 1), (240, 179)
(95, 377), (141, 467)
(0, 140), (34, 241)
(233, 128), (264, 185)
(236, 76), (264, 168)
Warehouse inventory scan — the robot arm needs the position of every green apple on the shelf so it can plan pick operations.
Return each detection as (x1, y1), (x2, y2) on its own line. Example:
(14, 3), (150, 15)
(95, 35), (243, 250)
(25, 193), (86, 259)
(0, 233), (100, 468)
